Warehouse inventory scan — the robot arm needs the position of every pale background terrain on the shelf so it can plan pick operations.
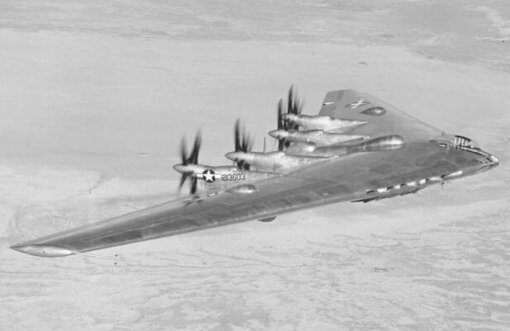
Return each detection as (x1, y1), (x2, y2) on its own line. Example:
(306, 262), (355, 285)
(0, 0), (509, 330)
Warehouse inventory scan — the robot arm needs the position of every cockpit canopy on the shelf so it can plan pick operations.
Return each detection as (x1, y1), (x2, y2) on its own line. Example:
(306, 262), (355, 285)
(453, 135), (479, 149)
(434, 135), (479, 150)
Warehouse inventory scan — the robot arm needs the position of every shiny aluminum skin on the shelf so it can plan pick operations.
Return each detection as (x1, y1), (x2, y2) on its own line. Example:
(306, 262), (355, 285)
(11, 89), (499, 257)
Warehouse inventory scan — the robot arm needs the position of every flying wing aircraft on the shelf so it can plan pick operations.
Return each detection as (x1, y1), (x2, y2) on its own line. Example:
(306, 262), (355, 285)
(11, 88), (499, 257)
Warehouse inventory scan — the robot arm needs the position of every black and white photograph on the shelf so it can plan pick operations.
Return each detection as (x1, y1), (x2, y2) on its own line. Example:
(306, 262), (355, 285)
(1, 1), (508, 330)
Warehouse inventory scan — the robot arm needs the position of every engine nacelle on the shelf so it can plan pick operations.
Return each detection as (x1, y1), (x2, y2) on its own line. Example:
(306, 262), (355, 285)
(359, 135), (405, 152)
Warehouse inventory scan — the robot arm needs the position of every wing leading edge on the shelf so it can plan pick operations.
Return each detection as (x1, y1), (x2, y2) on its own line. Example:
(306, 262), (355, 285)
(11, 144), (461, 257)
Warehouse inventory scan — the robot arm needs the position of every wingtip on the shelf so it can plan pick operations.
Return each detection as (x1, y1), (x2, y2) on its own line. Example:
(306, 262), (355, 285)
(10, 243), (76, 257)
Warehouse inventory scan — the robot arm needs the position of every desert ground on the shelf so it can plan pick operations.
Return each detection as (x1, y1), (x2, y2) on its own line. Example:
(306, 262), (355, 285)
(0, 0), (509, 329)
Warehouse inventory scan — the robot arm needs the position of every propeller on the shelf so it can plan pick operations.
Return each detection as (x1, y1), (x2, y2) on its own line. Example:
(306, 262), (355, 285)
(178, 132), (201, 195)
(277, 98), (287, 151)
(234, 119), (253, 170)
(287, 85), (303, 121)
(276, 86), (304, 150)
(275, 86), (304, 151)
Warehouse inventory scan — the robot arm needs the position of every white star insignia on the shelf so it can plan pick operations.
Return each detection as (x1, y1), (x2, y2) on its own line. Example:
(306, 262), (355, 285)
(202, 169), (216, 183)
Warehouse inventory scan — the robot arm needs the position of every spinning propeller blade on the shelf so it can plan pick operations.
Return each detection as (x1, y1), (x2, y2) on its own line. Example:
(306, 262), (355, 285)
(287, 85), (303, 130)
(277, 98), (286, 151)
(177, 132), (201, 195)
(234, 119), (253, 170)
(275, 86), (305, 150)
(180, 136), (188, 166)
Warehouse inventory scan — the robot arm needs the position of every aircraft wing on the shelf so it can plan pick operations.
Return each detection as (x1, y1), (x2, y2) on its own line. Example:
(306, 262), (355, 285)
(319, 90), (443, 142)
(11, 90), (457, 257)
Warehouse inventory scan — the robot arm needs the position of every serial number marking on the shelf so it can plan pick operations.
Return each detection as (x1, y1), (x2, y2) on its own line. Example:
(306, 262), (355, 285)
(221, 173), (246, 182)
